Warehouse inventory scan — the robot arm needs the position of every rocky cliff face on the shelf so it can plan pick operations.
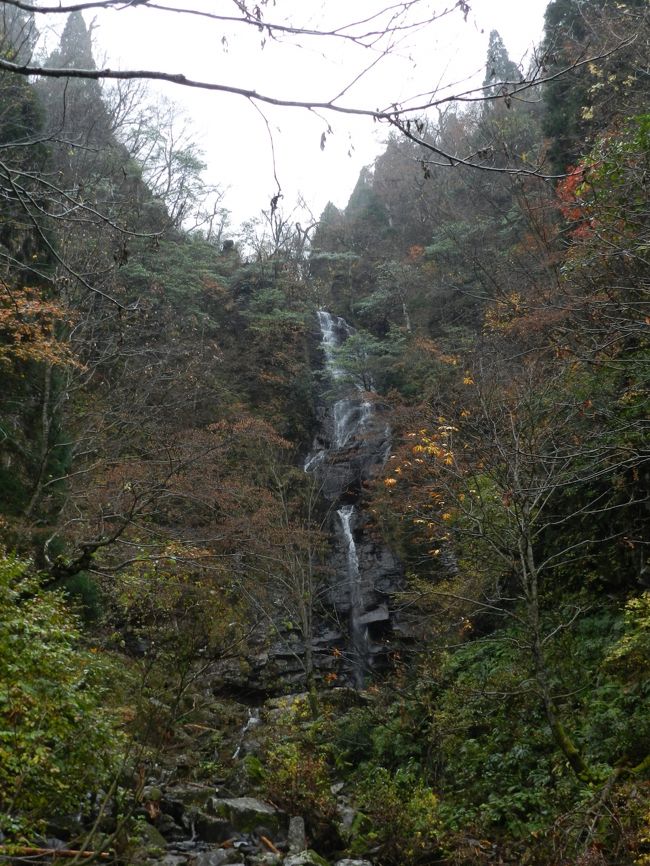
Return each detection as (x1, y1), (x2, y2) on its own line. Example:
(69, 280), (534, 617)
(212, 312), (406, 698)
(304, 312), (405, 687)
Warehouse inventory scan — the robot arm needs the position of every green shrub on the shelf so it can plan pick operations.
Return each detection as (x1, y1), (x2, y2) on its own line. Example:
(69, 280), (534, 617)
(263, 741), (336, 825)
(0, 552), (125, 838)
(350, 764), (441, 865)
(61, 571), (103, 622)
(604, 591), (650, 680)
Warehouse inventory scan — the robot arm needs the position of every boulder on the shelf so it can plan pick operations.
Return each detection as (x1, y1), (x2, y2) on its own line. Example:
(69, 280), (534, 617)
(143, 785), (163, 802)
(156, 856), (190, 866)
(334, 861), (374, 866)
(287, 816), (307, 853)
(169, 841), (200, 853)
(193, 850), (244, 866)
(284, 851), (330, 866)
(132, 821), (168, 858)
(156, 813), (186, 842)
(192, 812), (233, 844)
(209, 797), (285, 836)
(248, 855), (283, 866)
(163, 785), (216, 821)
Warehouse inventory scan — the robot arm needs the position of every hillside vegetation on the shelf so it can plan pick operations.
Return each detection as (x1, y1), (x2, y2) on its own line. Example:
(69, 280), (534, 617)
(0, 3), (648, 866)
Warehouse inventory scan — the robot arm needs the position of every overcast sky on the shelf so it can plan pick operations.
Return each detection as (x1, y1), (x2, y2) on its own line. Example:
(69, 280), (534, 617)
(60, 0), (550, 229)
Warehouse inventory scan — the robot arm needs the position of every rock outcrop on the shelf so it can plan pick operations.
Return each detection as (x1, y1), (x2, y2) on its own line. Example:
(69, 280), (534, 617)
(303, 312), (405, 686)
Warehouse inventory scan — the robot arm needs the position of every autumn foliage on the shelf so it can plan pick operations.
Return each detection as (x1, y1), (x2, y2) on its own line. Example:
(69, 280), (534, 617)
(0, 284), (75, 369)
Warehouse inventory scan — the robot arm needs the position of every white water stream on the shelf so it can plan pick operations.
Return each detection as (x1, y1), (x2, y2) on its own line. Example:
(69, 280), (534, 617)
(305, 310), (379, 686)
(316, 309), (347, 378)
(231, 707), (261, 759)
(337, 504), (370, 688)
(304, 311), (374, 468)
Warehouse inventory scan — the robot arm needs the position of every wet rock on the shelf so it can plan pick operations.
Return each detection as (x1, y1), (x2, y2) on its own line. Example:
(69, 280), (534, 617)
(238, 737), (262, 758)
(357, 605), (389, 625)
(209, 798), (285, 836)
(34, 837), (68, 851)
(157, 813), (186, 842)
(284, 851), (330, 866)
(170, 841), (202, 853)
(233, 836), (261, 856)
(192, 850), (243, 866)
(336, 803), (357, 837)
(334, 860), (374, 866)
(156, 856), (190, 866)
(193, 812), (233, 844)
(288, 816), (307, 853)
(311, 630), (343, 648)
(249, 854), (283, 866)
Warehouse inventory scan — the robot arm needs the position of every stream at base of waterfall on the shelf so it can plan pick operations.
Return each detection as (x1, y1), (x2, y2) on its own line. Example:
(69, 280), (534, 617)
(305, 311), (399, 688)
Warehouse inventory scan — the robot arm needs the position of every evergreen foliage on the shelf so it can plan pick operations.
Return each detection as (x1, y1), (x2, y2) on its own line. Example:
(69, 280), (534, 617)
(482, 30), (521, 95)
(542, 0), (649, 172)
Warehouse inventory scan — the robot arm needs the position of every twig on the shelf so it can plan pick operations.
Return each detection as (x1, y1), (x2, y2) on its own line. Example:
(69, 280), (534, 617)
(260, 836), (282, 855)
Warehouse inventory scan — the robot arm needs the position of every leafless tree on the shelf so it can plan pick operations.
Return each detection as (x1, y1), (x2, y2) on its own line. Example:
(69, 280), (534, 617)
(0, 0), (632, 181)
(397, 351), (647, 780)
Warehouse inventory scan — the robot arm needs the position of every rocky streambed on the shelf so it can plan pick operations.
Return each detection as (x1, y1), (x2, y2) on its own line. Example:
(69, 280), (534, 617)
(136, 694), (373, 866)
(132, 788), (371, 866)
(31, 691), (377, 866)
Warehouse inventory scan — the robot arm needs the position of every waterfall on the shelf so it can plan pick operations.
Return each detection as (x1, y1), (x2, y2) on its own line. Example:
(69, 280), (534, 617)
(337, 504), (370, 689)
(304, 311), (370, 469)
(316, 310), (350, 379)
(305, 310), (374, 470)
(231, 707), (261, 759)
(305, 310), (388, 687)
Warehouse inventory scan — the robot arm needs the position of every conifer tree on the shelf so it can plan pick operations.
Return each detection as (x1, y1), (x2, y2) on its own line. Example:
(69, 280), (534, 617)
(482, 30), (520, 97)
(38, 12), (113, 170)
(542, 0), (649, 172)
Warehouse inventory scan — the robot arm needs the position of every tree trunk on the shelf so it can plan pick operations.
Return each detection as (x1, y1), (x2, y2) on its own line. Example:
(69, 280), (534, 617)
(523, 532), (593, 782)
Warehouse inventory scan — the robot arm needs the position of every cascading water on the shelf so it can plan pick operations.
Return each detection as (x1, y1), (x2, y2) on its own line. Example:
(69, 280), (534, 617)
(305, 311), (375, 473)
(231, 707), (261, 759)
(211, 311), (404, 697)
(337, 504), (370, 689)
(316, 309), (348, 379)
(333, 399), (373, 449)
(304, 312), (374, 469)
(305, 310), (394, 687)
